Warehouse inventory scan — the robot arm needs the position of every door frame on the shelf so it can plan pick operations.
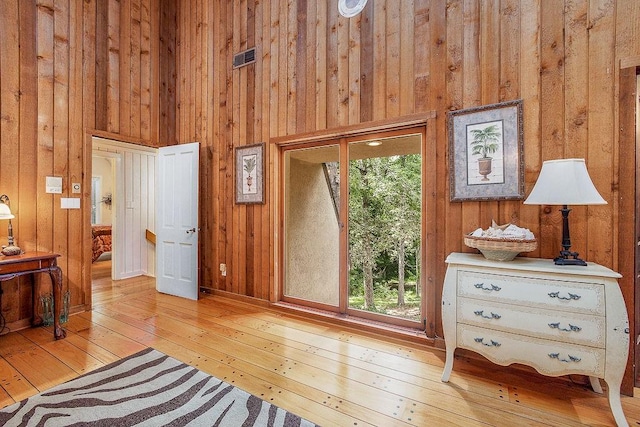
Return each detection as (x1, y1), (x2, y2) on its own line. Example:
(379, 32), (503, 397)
(618, 64), (638, 396)
(82, 131), (158, 310)
(273, 113), (437, 334)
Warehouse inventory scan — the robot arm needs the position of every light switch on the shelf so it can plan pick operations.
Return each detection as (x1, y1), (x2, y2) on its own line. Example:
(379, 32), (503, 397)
(61, 198), (80, 209)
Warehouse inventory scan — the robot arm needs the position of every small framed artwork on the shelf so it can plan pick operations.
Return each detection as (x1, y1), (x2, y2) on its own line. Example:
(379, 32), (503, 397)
(235, 142), (265, 204)
(448, 99), (524, 202)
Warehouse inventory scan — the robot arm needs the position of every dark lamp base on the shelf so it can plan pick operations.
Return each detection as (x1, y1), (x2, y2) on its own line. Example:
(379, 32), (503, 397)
(554, 250), (587, 266)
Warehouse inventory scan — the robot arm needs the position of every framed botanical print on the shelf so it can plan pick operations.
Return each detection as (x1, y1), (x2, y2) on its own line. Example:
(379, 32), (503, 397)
(448, 100), (524, 202)
(235, 143), (265, 204)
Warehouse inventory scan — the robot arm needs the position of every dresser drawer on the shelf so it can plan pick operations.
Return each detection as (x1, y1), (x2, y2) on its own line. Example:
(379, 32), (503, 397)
(457, 297), (605, 348)
(458, 325), (605, 377)
(457, 270), (605, 315)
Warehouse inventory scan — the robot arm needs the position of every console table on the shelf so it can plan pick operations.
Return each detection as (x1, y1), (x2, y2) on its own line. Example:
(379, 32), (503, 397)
(441, 252), (629, 427)
(0, 252), (66, 340)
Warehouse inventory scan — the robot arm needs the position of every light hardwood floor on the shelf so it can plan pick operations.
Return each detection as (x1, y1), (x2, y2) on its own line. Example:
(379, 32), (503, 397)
(0, 259), (639, 426)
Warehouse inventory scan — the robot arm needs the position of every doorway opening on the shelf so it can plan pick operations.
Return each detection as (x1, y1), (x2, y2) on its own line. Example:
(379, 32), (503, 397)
(282, 127), (427, 330)
(90, 137), (157, 288)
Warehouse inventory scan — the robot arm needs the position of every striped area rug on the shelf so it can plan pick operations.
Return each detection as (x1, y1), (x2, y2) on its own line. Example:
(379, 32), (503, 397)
(0, 348), (318, 426)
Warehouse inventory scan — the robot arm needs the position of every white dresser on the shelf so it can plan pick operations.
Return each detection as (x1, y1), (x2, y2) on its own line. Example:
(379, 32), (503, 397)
(441, 252), (629, 427)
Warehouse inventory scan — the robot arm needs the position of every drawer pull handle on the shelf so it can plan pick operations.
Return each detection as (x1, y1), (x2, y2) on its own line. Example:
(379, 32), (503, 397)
(474, 283), (501, 292)
(548, 322), (582, 332)
(474, 337), (501, 347)
(548, 291), (581, 301)
(548, 353), (581, 363)
(474, 310), (501, 320)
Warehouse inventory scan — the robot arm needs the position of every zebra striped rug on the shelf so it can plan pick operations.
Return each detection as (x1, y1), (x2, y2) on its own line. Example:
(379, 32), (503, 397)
(0, 348), (318, 426)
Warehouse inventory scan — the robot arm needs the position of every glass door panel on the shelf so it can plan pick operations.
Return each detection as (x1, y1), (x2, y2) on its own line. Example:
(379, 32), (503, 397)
(347, 135), (423, 323)
(284, 145), (340, 307)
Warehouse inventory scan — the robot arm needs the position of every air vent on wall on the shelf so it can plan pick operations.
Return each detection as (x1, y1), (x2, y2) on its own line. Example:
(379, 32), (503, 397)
(233, 47), (256, 69)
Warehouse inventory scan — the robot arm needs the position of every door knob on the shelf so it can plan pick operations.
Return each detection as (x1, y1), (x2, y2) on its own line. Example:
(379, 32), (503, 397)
(186, 228), (196, 234)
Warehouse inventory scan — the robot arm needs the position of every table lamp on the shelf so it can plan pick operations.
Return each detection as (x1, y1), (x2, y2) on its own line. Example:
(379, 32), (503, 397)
(0, 194), (22, 256)
(523, 159), (606, 266)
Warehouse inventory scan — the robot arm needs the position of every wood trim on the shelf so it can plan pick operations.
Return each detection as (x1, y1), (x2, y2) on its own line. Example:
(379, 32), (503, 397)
(424, 117), (437, 338)
(271, 112), (436, 146)
(621, 55), (640, 70)
(618, 66), (636, 396)
(89, 129), (155, 150)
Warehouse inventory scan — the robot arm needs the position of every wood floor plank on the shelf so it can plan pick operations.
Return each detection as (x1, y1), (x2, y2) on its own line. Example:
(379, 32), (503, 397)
(0, 356), (36, 404)
(17, 327), (104, 375)
(0, 333), (76, 392)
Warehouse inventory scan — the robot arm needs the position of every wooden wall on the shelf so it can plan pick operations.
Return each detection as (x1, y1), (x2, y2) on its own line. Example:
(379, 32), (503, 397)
(0, 0), (169, 327)
(175, 0), (639, 314)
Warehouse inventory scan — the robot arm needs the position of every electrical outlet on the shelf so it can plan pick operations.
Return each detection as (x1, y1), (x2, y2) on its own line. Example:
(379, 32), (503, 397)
(220, 263), (227, 276)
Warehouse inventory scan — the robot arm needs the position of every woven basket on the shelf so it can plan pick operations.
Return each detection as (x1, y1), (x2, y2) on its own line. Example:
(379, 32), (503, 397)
(464, 235), (537, 261)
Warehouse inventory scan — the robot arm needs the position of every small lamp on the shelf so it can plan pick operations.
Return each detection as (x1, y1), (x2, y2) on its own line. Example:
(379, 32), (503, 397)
(0, 195), (22, 256)
(523, 159), (606, 266)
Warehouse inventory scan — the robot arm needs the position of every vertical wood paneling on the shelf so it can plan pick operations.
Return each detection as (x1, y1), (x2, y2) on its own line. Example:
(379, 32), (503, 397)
(372, 0), (386, 121)
(159, 0), (176, 145)
(398, 0), (414, 116)
(0, 0), (20, 230)
(385, 2), (400, 118)
(336, 5), (349, 126)
(359, 2), (373, 123)
(107, 0), (120, 133)
(140, 0), (151, 141)
(315, 0), (328, 129)
(119, 0), (131, 136)
(53, 0), (70, 297)
(67, 0), (84, 306)
(519, 0), (542, 258)
(563, 0), (590, 257)
(36, 0), (55, 254)
(445, 0), (463, 260)
(586, 0), (616, 266)
(460, 0), (481, 246)
(129, 0), (141, 139)
(477, 0), (499, 229)
(538, 0), (565, 259)
(496, 0), (520, 230)
(0, 1), (24, 323)
(326, 0), (339, 128)
(429, 0), (449, 336)
(303, 0), (315, 130)
(18, 0), (38, 254)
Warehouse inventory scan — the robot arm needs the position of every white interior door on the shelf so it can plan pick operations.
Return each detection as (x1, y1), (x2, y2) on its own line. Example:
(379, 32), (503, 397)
(156, 142), (200, 299)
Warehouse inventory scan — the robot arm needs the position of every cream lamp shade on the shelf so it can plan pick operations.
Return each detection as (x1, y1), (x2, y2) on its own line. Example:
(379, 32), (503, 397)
(523, 158), (607, 206)
(0, 202), (14, 220)
(0, 194), (21, 256)
(523, 158), (606, 266)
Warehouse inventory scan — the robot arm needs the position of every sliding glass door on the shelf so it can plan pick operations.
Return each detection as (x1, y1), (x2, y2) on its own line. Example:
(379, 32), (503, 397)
(283, 130), (424, 329)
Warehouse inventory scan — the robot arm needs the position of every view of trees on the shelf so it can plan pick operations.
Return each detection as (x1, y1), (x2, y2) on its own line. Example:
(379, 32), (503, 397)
(347, 154), (422, 320)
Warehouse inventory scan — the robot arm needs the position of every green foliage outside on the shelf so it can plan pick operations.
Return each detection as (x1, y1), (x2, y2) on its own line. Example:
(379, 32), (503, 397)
(347, 153), (422, 321)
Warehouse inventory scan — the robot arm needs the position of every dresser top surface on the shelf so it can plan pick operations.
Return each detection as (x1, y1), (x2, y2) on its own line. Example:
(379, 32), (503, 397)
(446, 252), (622, 279)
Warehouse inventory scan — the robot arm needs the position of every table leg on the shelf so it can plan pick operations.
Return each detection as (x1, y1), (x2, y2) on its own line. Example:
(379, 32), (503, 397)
(48, 266), (66, 340)
(31, 273), (43, 326)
